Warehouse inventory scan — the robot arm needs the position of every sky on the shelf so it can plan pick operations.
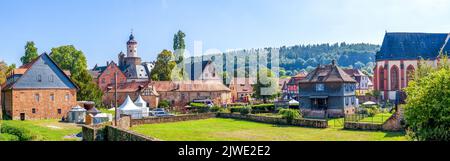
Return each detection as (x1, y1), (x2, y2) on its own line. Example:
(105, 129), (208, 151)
(1, 0), (450, 68)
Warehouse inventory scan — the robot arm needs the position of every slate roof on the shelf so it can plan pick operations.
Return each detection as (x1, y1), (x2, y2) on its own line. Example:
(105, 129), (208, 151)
(106, 81), (158, 96)
(3, 53), (78, 90)
(299, 62), (356, 83)
(377, 32), (450, 60)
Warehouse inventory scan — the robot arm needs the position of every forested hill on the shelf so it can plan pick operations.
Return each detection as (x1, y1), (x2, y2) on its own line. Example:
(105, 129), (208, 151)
(278, 43), (379, 75)
(187, 42), (380, 77)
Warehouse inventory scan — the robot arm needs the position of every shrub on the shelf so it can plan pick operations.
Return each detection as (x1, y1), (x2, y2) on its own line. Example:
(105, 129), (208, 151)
(251, 104), (275, 113)
(278, 109), (301, 124)
(0, 133), (19, 141)
(209, 106), (222, 113)
(230, 106), (244, 113)
(0, 122), (43, 141)
(189, 103), (210, 113)
(240, 107), (252, 115)
(159, 100), (171, 109)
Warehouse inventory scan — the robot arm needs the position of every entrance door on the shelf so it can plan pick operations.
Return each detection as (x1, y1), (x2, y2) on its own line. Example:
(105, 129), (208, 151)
(312, 98), (328, 110)
(20, 113), (25, 121)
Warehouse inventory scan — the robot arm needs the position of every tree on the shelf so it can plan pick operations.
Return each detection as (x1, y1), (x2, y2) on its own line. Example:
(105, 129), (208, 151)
(150, 50), (177, 81)
(0, 62), (15, 85)
(173, 30), (186, 80)
(49, 45), (103, 105)
(173, 30), (186, 63)
(20, 41), (39, 65)
(404, 54), (450, 141)
(253, 67), (279, 103)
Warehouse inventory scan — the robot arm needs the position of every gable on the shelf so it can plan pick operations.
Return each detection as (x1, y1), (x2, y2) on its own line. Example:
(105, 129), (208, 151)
(12, 54), (77, 89)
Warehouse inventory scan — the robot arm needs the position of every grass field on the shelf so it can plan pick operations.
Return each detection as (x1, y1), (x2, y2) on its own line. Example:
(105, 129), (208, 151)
(131, 118), (407, 141)
(359, 113), (393, 124)
(0, 119), (82, 141)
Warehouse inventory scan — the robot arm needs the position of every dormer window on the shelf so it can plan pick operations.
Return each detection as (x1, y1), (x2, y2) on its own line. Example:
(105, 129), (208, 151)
(49, 75), (54, 82)
(316, 84), (325, 91)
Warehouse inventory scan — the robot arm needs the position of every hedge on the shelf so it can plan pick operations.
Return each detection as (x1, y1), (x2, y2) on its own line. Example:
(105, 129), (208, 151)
(251, 104), (275, 113)
(0, 133), (19, 141)
(0, 122), (44, 141)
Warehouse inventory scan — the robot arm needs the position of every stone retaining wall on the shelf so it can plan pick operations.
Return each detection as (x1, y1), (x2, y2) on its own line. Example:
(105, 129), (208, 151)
(216, 113), (328, 128)
(106, 126), (159, 141)
(82, 124), (159, 141)
(344, 122), (383, 131)
(131, 113), (215, 126)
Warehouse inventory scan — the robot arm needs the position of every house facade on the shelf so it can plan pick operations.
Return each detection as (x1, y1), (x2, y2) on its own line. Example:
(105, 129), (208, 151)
(343, 69), (372, 96)
(281, 71), (308, 100)
(298, 61), (357, 118)
(229, 77), (256, 102)
(153, 80), (231, 109)
(185, 59), (221, 81)
(1, 54), (78, 120)
(94, 62), (127, 91)
(373, 32), (450, 101)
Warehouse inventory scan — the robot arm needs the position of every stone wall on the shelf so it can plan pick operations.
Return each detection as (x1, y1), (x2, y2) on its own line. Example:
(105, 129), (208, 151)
(344, 108), (405, 131)
(82, 124), (158, 141)
(106, 126), (159, 141)
(131, 113), (215, 126)
(217, 113), (328, 128)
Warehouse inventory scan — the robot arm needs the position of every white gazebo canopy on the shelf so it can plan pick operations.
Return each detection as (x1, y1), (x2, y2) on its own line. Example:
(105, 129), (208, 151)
(289, 99), (300, 105)
(118, 95), (144, 119)
(134, 95), (148, 108)
(362, 101), (377, 105)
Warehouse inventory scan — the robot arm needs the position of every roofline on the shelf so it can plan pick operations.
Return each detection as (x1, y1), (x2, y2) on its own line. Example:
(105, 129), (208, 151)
(9, 53), (80, 90)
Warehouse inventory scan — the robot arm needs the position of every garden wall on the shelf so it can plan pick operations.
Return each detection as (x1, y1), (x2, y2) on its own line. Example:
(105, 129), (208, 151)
(344, 122), (383, 131)
(82, 125), (159, 141)
(131, 113), (215, 126)
(344, 109), (404, 131)
(216, 113), (328, 128)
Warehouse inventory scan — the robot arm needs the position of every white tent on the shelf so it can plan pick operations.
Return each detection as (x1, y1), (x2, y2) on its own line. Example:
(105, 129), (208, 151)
(118, 95), (144, 119)
(289, 99), (300, 105)
(362, 101), (377, 105)
(134, 95), (149, 117)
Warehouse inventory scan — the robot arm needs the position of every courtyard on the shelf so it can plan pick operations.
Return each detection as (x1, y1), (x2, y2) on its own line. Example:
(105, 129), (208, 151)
(130, 118), (407, 141)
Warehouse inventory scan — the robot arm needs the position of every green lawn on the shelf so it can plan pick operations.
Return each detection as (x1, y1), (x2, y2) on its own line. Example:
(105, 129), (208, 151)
(359, 113), (393, 124)
(0, 119), (82, 141)
(131, 118), (407, 141)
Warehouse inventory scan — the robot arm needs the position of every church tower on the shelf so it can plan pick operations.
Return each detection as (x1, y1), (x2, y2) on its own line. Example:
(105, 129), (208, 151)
(127, 32), (138, 57)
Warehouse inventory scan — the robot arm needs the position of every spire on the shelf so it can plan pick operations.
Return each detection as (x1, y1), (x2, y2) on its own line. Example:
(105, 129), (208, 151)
(129, 30), (135, 41)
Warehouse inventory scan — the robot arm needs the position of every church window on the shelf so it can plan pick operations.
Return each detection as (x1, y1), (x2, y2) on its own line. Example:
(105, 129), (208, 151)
(406, 65), (415, 86)
(379, 66), (385, 90)
(390, 66), (400, 90)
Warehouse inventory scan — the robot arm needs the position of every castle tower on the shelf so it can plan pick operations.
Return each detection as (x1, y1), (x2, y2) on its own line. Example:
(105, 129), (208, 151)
(127, 32), (138, 57)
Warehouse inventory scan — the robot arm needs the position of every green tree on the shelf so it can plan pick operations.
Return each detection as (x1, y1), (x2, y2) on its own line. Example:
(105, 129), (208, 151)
(20, 41), (39, 65)
(49, 45), (103, 105)
(404, 54), (450, 141)
(150, 50), (177, 81)
(173, 30), (186, 63)
(0, 62), (15, 85)
(253, 67), (279, 103)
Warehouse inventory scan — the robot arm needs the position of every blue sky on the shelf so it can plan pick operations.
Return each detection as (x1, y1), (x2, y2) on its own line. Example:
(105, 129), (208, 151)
(1, 0), (450, 67)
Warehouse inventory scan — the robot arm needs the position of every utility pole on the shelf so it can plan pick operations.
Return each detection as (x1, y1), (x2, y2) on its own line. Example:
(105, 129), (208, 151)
(114, 72), (118, 126)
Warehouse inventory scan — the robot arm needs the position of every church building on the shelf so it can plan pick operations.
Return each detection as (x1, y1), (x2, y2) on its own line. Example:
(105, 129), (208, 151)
(374, 32), (450, 101)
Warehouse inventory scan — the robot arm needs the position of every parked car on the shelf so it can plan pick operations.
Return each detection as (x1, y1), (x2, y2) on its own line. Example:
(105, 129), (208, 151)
(149, 108), (174, 117)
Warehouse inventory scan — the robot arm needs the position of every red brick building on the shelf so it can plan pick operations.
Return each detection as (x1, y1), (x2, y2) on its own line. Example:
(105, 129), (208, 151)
(1, 54), (78, 120)
(102, 81), (159, 108)
(92, 61), (127, 91)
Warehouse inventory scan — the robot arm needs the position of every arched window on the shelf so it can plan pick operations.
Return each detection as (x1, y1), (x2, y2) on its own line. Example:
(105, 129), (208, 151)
(379, 66), (385, 90)
(406, 65), (415, 86)
(390, 65), (400, 91)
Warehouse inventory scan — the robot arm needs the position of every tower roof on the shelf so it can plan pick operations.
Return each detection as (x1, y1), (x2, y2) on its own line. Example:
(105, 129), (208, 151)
(127, 32), (137, 44)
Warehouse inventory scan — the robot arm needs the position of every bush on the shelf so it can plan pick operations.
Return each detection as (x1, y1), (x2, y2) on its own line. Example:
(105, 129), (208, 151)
(189, 103), (210, 113)
(0, 133), (19, 141)
(404, 66), (450, 141)
(251, 104), (275, 113)
(240, 107), (252, 115)
(0, 122), (43, 141)
(278, 109), (301, 124)
(159, 100), (171, 109)
(209, 106), (222, 113)
(230, 106), (244, 113)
